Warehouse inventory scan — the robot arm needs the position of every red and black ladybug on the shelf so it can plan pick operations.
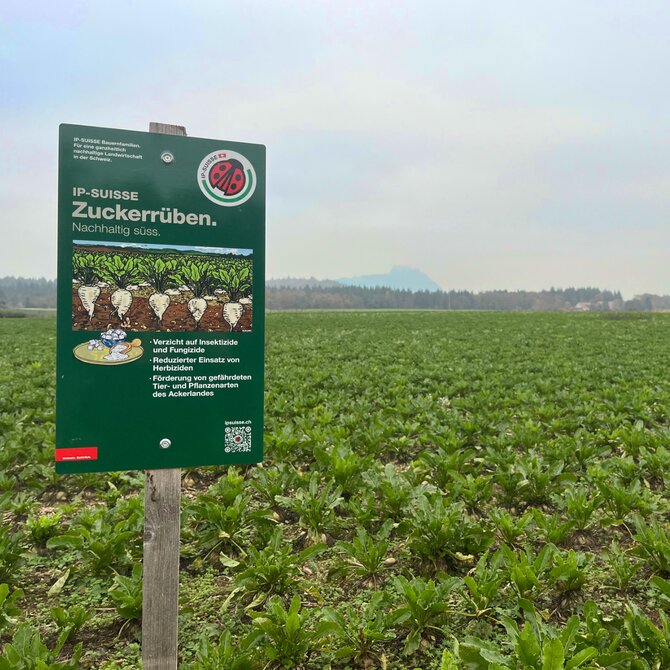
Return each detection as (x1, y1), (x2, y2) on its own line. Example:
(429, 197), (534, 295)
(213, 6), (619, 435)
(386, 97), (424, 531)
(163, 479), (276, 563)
(208, 159), (246, 196)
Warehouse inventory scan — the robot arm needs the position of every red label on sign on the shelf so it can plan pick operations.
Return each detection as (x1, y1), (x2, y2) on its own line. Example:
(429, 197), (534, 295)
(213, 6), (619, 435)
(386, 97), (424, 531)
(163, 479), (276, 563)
(55, 447), (98, 462)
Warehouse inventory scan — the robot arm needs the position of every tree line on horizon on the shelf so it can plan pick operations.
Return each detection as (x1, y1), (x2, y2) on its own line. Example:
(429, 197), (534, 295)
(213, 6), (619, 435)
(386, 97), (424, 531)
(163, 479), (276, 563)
(1, 276), (668, 312)
(0, 277), (56, 309)
(266, 285), (631, 311)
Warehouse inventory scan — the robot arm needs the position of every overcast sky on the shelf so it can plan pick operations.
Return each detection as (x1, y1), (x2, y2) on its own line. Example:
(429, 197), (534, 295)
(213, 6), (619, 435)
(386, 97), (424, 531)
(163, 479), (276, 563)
(2, 1), (669, 297)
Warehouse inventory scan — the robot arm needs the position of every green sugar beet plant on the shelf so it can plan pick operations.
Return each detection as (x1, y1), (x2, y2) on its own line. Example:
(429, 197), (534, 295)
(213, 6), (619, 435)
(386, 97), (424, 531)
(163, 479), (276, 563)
(330, 520), (394, 587)
(275, 472), (344, 545)
(390, 575), (461, 655)
(26, 512), (62, 547)
(0, 526), (23, 586)
(223, 528), (326, 607)
(322, 592), (396, 667)
(0, 584), (22, 635)
(190, 630), (254, 670)
(108, 563), (143, 624)
(0, 622), (83, 670)
(247, 595), (338, 669)
(403, 493), (493, 568)
(46, 502), (141, 574)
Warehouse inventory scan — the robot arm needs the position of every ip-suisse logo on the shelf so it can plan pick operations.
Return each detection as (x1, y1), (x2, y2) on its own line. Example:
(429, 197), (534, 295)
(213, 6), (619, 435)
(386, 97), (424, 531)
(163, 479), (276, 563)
(197, 150), (257, 207)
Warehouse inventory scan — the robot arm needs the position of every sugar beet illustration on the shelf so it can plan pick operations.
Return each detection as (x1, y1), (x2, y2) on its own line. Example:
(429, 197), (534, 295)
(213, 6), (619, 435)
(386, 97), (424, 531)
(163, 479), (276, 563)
(208, 159), (246, 196)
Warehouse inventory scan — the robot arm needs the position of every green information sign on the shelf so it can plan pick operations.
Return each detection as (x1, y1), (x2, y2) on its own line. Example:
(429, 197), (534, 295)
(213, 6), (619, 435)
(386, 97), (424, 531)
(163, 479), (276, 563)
(56, 124), (265, 473)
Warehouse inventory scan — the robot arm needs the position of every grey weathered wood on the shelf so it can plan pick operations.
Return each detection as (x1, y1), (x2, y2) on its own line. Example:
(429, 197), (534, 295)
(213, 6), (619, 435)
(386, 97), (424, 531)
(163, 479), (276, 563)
(142, 468), (181, 670)
(142, 121), (186, 670)
(149, 122), (187, 136)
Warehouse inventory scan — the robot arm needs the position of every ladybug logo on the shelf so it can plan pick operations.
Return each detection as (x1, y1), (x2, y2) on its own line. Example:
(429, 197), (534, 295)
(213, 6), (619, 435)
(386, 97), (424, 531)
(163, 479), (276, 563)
(198, 150), (257, 206)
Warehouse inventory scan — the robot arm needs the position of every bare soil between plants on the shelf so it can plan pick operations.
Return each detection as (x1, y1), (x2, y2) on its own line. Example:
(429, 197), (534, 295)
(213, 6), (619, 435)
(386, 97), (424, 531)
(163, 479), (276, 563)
(71, 287), (252, 333)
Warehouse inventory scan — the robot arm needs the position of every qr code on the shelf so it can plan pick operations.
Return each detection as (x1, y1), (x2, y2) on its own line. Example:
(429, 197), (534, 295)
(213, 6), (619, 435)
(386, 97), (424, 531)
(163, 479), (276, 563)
(224, 426), (252, 453)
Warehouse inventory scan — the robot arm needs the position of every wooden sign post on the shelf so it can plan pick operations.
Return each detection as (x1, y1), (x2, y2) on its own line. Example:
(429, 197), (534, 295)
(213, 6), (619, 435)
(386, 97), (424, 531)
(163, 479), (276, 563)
(56, 121), (266, 668)
(142, 468), (181, 669)
(142, 123), (187, 670)
(142, 122), (186, 670)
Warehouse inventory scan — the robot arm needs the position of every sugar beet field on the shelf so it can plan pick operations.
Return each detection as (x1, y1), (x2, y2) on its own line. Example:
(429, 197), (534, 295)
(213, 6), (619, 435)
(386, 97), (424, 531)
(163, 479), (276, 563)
(3, 312), (670, 669)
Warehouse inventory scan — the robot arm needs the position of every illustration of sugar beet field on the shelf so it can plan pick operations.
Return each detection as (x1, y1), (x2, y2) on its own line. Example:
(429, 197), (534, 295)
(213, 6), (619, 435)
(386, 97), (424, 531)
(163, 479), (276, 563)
(4, 312), (670, 669)
(71, 242), (253, 333)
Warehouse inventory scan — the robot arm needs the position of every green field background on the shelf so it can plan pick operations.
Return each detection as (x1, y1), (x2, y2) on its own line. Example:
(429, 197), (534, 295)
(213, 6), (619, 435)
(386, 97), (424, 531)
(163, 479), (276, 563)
(2, 312), (670, 669)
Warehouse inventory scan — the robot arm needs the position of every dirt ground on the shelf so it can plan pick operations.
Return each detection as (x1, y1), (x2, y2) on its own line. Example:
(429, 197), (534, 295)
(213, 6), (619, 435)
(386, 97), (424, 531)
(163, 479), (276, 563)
(72, 287), (252, 333)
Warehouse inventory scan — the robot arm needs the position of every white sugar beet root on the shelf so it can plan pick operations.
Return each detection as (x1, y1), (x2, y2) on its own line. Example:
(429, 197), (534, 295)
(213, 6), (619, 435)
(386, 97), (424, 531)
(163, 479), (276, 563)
(78, 285), (100, 320)
(222, 302), (243, 331)
(111, 288), (132, 320)
(188, 297), (207, 325)
(149, 292), (170, 321)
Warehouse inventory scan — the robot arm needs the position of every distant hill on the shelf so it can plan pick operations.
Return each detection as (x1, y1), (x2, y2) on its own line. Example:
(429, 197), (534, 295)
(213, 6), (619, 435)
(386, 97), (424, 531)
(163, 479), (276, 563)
(267, 267), (441, 291)
(338, 266), (441, 292)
